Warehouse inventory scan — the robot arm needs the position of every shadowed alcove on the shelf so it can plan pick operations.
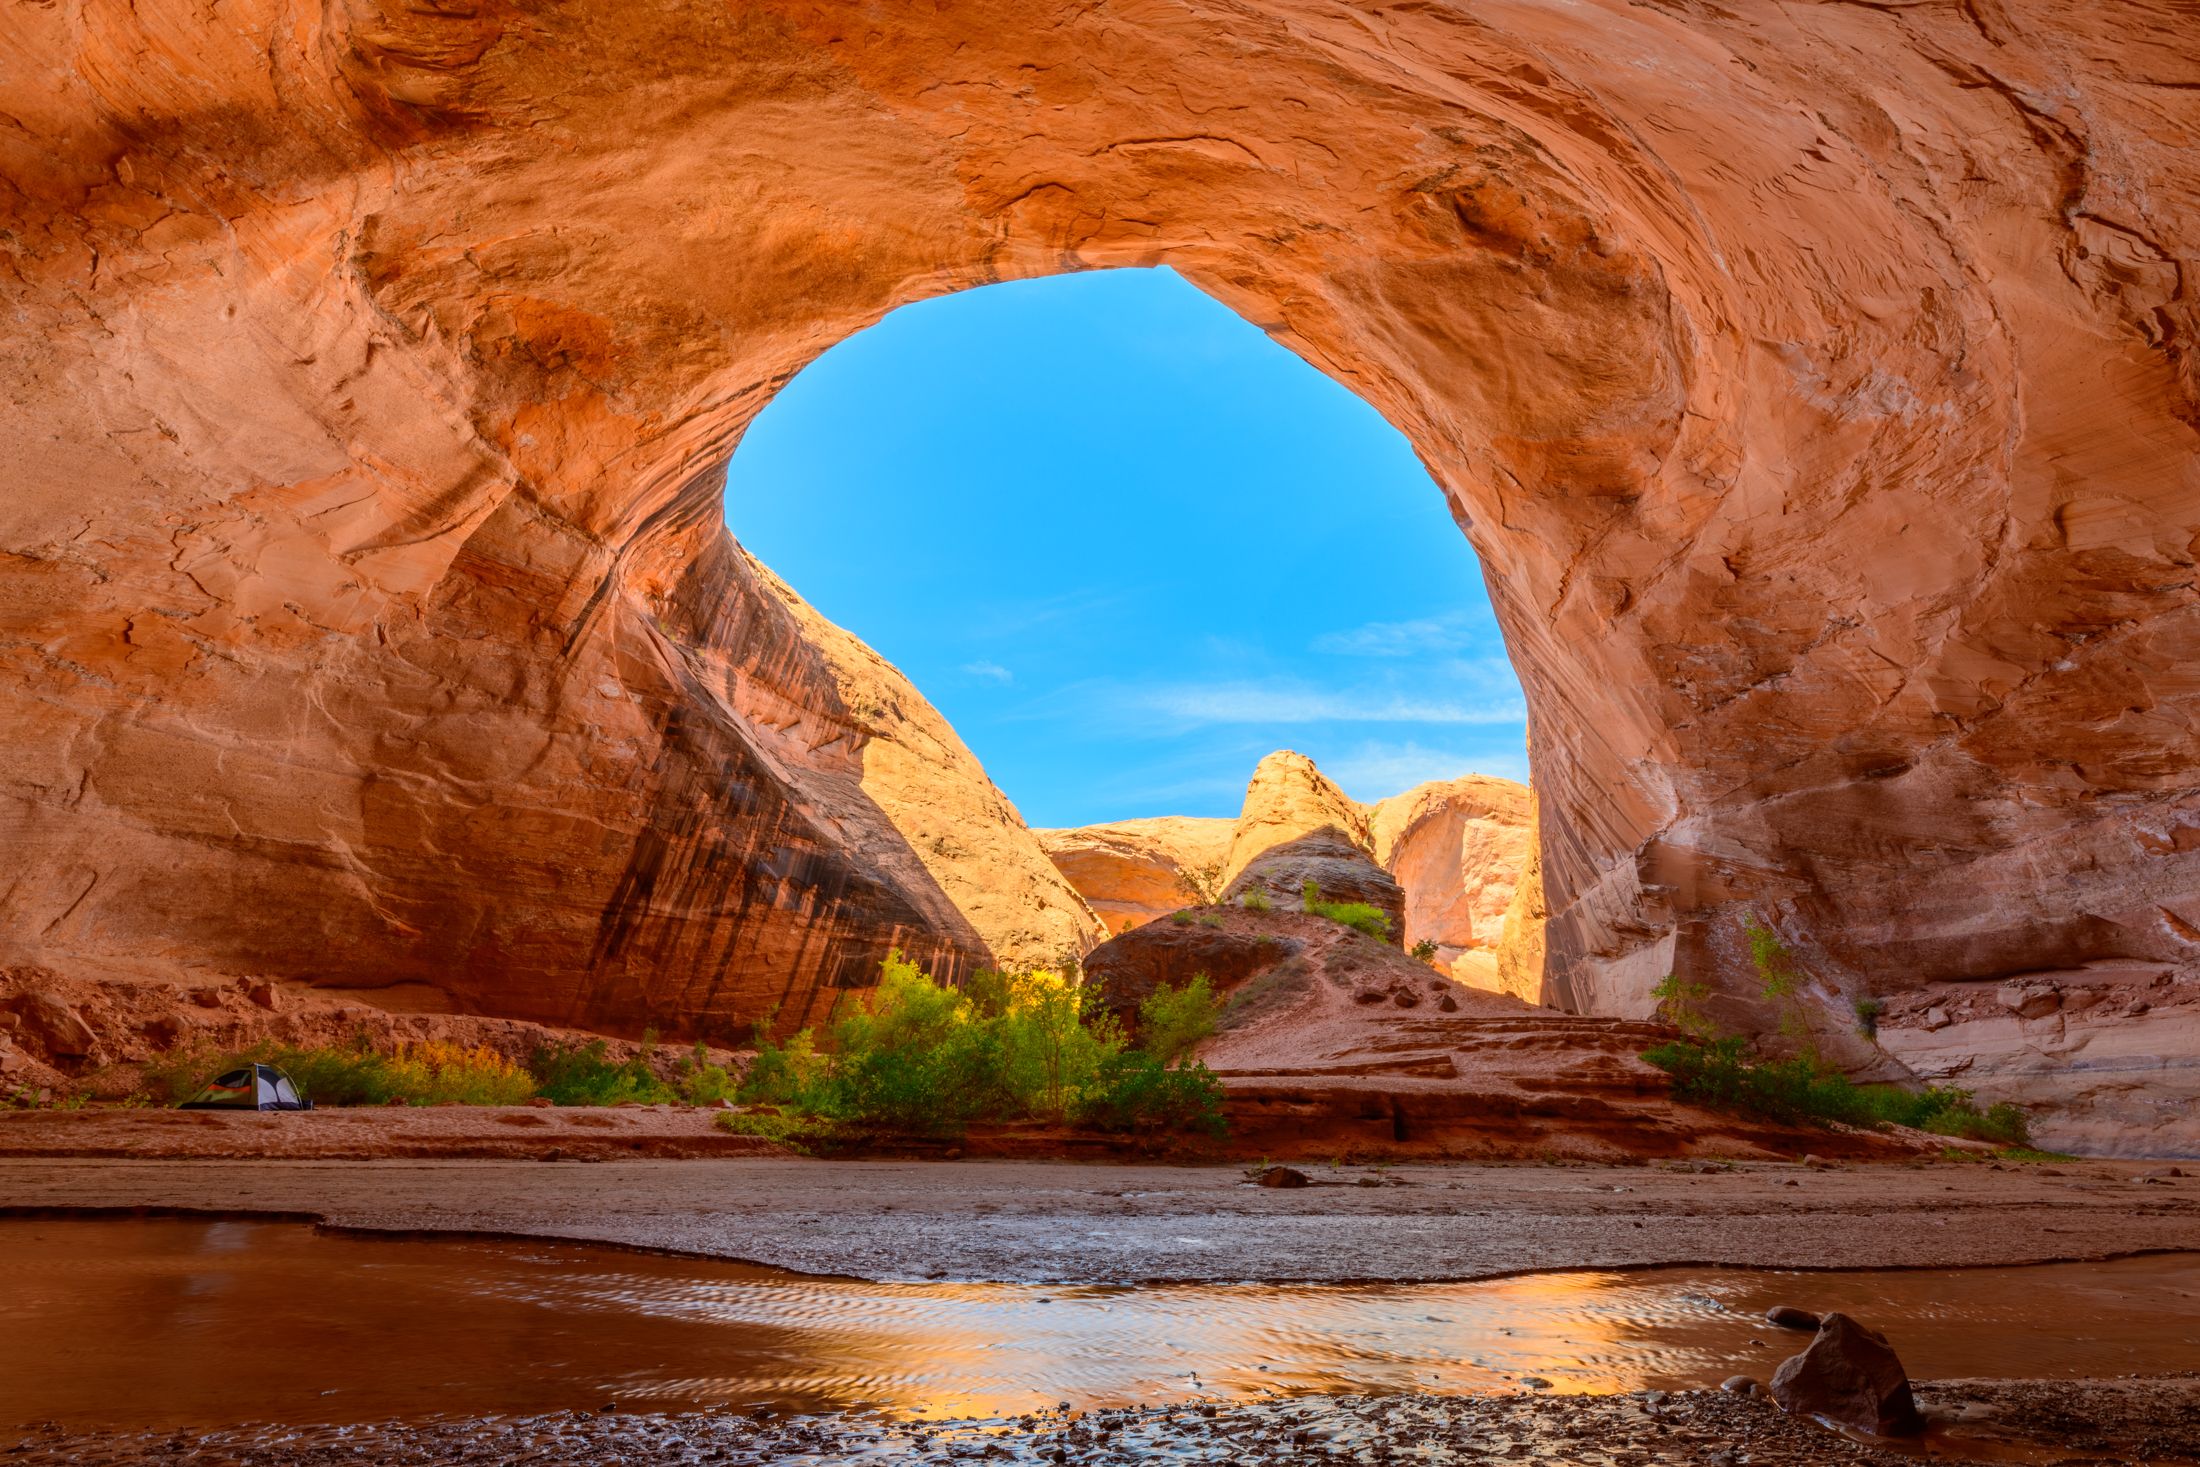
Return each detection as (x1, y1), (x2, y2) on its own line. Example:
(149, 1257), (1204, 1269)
(3, 0), (2192, 1107)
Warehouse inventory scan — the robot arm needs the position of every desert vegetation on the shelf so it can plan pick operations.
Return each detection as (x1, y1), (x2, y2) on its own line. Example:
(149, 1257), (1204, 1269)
(1645, 921), (2030, 1145)
(1300, 880), (1394, 942)
(137, 1034), (736, 1110)
(726, 951), (1226, 1149)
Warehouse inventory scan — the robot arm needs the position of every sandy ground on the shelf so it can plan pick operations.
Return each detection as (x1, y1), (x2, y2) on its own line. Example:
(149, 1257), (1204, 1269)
(8, 1381), (2197, 1466)
(0, 1102), (781, 1161)
(3, 1155), (2194, 1284)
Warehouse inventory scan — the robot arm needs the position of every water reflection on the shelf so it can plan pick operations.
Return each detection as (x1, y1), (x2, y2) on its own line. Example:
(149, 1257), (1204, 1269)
(1, 1220), (2193, 1429)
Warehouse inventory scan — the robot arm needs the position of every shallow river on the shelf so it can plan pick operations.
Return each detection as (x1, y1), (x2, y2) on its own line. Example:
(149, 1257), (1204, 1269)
(2, 1218), (2195, 1429)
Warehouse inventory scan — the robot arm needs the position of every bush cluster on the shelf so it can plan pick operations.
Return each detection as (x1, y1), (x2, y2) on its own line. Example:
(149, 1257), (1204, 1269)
(1643, 1035), (2029, 1143)
(729, 951), (1227, 1144)
(143, 1032), (732, 1110)
(1300, 881), (1392, 941)
(1644, 920), (2031, 1145)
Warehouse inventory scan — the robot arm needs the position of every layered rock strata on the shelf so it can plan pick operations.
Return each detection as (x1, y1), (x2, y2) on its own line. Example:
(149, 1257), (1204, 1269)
(3, 0), (2194, 1058)
(1083, 908), (1953, 1163)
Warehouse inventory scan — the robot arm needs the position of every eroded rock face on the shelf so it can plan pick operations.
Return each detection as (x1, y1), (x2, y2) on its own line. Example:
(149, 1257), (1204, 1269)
(3, 0), (2195, 1058)
(1033, 819), (1235, 936)
(1369, 777), (1536, 987)
(1876, 966), (2200, 1157)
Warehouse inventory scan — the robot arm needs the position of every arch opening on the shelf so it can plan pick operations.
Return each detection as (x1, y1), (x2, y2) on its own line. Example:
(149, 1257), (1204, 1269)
(721, 265), (1530, 826)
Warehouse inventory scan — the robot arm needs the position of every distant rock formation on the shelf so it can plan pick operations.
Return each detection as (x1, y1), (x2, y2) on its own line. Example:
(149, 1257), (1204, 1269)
(1368, 776), (1537, 992)
(1043, 751), (1534, 986)
(1221, 754), (1406, 941)
(1032, 819), (1235, 936)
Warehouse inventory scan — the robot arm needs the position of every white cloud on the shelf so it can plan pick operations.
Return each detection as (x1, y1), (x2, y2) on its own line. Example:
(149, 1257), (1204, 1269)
(1130, 680), (1524, 727)
(1311, 609), (1489, 658)
(1321, 740), (1531, 802)
(961, 659), (1014, 684)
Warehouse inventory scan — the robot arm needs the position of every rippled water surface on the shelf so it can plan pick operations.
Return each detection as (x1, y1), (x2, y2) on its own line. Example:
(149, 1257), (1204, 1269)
(2, 1219), (2194, 1428)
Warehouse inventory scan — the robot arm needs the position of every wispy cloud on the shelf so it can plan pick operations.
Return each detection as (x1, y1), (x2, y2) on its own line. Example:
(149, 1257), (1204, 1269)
(1128, 679), (1524, 728)
(1311, 609), (1493, 659)
(1321, 739), (1530, 801)
(961, 659), (1014, 684)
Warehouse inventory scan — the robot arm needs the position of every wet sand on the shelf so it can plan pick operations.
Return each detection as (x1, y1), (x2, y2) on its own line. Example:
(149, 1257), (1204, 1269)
(3, 1155), (2195, 1284)
(8, 1384), (2198, 1466)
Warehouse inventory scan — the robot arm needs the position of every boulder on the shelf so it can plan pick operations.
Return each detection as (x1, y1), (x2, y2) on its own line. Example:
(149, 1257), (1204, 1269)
(1766, 1304), (1822, 1331)
(1255, 1165), (1311, 1188)
(1770, 1313), (1925, 1438)
(12, 994), (95, 1059)
(1997, 984), (2063, 1019)
(1083, 918), (1301, 1030)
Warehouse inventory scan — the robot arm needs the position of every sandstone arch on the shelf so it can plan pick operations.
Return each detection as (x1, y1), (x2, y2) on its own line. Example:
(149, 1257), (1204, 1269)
(4, 1), (2195, 1055)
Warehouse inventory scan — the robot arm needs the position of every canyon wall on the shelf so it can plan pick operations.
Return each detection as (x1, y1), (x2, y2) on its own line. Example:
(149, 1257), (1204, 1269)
(2, 0), (2195, 1101)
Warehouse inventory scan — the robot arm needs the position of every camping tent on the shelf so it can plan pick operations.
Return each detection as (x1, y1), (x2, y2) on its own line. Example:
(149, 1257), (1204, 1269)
(179, 1063), (313, 1111)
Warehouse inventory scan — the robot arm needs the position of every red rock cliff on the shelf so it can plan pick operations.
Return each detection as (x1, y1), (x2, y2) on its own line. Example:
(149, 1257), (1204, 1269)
(2, 1), (2194, 1058)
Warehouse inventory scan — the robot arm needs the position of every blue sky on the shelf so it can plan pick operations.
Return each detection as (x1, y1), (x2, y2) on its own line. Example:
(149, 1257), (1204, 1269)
(723, 267), (1527, 829)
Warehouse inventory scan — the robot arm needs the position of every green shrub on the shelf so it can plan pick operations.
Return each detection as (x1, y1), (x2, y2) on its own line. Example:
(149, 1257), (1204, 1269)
(734, 950), (1228, 1141)
(1240, 888), (1271, 913)
(1853, 996), (1885, 1038)
(1078, 1049), (1227, 1137)
(675, 1042), (736, 1105)
(1138, 974), (1221, 1066)
(1178, 860), (1226, 906)
(529, 1036), (675, 1106)
(1309, 899), (1392, 941)
(1645, 1036), (2029, 1143)
(1410, 939), (1439, 963)
(147, 1035), (533, 1107)
(1650, 973), (1722, 1043)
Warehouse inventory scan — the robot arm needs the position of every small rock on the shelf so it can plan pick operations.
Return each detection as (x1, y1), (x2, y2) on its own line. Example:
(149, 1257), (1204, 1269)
(1997, 983), (2062, 1019)
(1920, 1006), (1952, 1031)
(1766, 1304), (1821, 1331)
(528, 1095), (556, 1108)
(1436, 993), (1459, 1012)
(246, 981), (281, 1011)
(1256, 1165), (1311, 1189)
(1391, 990), (1419, 1008)
(2128, 1000), (2152, 1016)
(1801, 1154), (1831, 1169)
(1720, 1375), (1763, 1397)
(190, 988), (223, 1009)
(1518, 1376), (1552, 1390)
(943, 1147), (963, 1160)
(1770, 1312), (1925, 1437)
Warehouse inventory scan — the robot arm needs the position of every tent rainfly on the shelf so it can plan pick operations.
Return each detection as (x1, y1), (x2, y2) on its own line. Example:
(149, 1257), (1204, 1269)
(179, 1064), (313, 1111)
